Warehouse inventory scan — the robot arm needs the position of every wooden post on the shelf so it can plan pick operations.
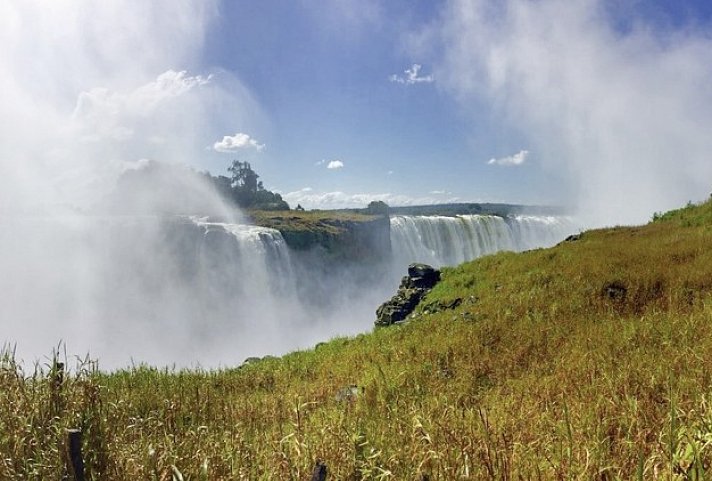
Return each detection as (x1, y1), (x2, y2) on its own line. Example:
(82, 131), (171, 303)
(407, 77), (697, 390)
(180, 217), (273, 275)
(66, 429), (85, 481)
(52, 362), (65, 389)
(310, 460), (327, 481)
(51, 361), (65, 416)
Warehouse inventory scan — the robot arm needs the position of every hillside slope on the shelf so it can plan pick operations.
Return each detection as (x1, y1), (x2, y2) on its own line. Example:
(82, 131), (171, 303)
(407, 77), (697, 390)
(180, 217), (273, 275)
(3, 200), (712, 479)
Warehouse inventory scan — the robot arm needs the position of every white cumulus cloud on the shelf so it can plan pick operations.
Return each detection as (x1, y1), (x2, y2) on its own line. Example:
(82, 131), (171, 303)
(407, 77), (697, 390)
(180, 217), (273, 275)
(487, 150), (529, 166)
(326, 160), (344, 169)
(389, 64), (434, 85)
(213, 132), (265, 153)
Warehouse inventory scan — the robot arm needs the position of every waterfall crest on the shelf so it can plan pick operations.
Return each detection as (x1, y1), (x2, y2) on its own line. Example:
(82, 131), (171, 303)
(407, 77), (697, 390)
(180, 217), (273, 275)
(190, 218), (297, 299)
(390, 214), (577, 268)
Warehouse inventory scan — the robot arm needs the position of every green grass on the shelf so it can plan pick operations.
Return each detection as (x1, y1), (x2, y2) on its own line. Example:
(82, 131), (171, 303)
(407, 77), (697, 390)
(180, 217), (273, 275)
(4, 200), (712, 479)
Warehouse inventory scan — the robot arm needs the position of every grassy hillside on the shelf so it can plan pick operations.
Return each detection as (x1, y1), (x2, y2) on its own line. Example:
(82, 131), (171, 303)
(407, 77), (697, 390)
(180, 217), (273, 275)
(4, 200), (712, 479)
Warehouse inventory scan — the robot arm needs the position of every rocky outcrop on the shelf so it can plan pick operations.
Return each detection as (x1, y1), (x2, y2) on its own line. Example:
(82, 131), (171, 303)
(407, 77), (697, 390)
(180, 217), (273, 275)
(602, 281), (627, 301)
(375, 263), (440, 327)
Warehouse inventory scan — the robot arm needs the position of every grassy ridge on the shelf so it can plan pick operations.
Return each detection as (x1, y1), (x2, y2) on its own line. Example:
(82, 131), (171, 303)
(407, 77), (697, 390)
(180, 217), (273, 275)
(3, 201), (712, 479)
(248, 209), (378, 234)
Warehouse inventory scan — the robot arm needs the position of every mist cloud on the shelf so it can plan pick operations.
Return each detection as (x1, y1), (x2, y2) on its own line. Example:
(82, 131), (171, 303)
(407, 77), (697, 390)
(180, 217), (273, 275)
(0, 1), (275, 367)
(0, 1), (266, 213)
(73, 70), (212, 143)
(431, 0), (712, 225)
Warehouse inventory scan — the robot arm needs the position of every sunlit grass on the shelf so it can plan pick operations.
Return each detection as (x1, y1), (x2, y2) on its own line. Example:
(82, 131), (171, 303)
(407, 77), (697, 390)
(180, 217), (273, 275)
(4, 200), (712, 479)
(249, 209), (378, 234)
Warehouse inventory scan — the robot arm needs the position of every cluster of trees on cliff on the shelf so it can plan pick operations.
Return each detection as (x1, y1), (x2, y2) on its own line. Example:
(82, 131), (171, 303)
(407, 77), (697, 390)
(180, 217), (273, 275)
(202, 160), (289, 211)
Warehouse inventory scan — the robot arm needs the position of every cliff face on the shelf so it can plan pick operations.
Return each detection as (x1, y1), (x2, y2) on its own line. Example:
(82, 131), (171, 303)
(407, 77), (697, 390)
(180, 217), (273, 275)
(249, 211), (391, 263)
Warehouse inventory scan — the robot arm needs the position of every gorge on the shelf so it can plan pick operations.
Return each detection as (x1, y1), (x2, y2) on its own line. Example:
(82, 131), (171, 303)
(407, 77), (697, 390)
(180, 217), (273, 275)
(1, 210), (577, 369)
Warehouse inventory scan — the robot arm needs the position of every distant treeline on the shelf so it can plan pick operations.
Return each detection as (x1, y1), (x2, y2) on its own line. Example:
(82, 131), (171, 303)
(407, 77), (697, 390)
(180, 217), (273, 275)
(105, 160), (566, 216)
(386, 203), (569, 217)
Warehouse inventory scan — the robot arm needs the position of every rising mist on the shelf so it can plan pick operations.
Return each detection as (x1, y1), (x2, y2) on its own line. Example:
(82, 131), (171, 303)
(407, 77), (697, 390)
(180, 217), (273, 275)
(0, 1), (607, 369)
(0, 1), (355, 368)
(426, 0), (712, 225)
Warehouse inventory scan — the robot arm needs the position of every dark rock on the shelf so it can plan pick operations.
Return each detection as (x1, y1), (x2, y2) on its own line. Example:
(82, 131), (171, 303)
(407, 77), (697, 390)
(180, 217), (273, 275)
(408, 263), (441, 288)
(376, 264), (440, 327)
(422, 297), (462, 314)
(558, 233), (582, 245)
(399, 275), (415, 289)
(602, 282), (627, 301)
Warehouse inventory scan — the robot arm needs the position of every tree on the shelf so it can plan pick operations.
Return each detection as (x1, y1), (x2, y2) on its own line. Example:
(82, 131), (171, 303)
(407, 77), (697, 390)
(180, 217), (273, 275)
(224, 160), (289, 210)
(365, 200), (390, 216)
(228, 160), (260, 193)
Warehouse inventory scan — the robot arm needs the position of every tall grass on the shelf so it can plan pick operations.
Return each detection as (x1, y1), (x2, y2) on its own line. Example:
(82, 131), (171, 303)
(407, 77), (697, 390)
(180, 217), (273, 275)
(3, 200), (712, 479)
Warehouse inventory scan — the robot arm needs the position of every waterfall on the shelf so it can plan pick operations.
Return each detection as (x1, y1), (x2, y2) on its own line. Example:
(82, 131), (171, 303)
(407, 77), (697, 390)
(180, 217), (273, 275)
(1, 211), (577, 368)
(390, 214), (577, 268)
(190, 218), (297, 300)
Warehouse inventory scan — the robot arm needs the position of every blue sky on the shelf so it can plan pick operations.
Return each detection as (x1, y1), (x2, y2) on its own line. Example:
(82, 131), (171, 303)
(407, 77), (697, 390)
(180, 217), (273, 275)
(199, 0), (712, 216)
(198, 0), (553, 207)
(2, 0), (712, 223)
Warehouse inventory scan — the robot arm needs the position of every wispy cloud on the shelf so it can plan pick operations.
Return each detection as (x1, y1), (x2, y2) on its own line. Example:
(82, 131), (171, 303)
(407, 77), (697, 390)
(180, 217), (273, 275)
(327, 160), (344, 169)
(389, 64), (434, 85)
(283, 189), (460, 209)
(213, 132), (265, 153)
(487, 150), (528, 167)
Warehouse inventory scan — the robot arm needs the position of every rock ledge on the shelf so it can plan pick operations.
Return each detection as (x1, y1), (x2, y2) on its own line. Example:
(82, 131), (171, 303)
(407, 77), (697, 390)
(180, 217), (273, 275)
(375, 263), (441, 327)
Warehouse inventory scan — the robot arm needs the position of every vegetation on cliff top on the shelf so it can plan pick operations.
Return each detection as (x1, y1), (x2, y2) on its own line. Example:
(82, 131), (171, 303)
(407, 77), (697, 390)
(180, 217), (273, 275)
(4, 199), (712, 479)
(248, 209), (380, 235)
(249, 209), (389, 257)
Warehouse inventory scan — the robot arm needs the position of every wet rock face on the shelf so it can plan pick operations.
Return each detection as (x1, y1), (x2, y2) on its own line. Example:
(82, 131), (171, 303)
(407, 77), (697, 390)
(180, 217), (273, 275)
(375, 263), (441, 327)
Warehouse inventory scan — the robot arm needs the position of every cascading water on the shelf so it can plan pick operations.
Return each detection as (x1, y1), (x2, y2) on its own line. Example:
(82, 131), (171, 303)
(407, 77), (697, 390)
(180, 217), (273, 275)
(0, 215), (306, 368)
(1, 210), (577, 368)
(190, 217), (297, 300)
(390, 214), (577, 269)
